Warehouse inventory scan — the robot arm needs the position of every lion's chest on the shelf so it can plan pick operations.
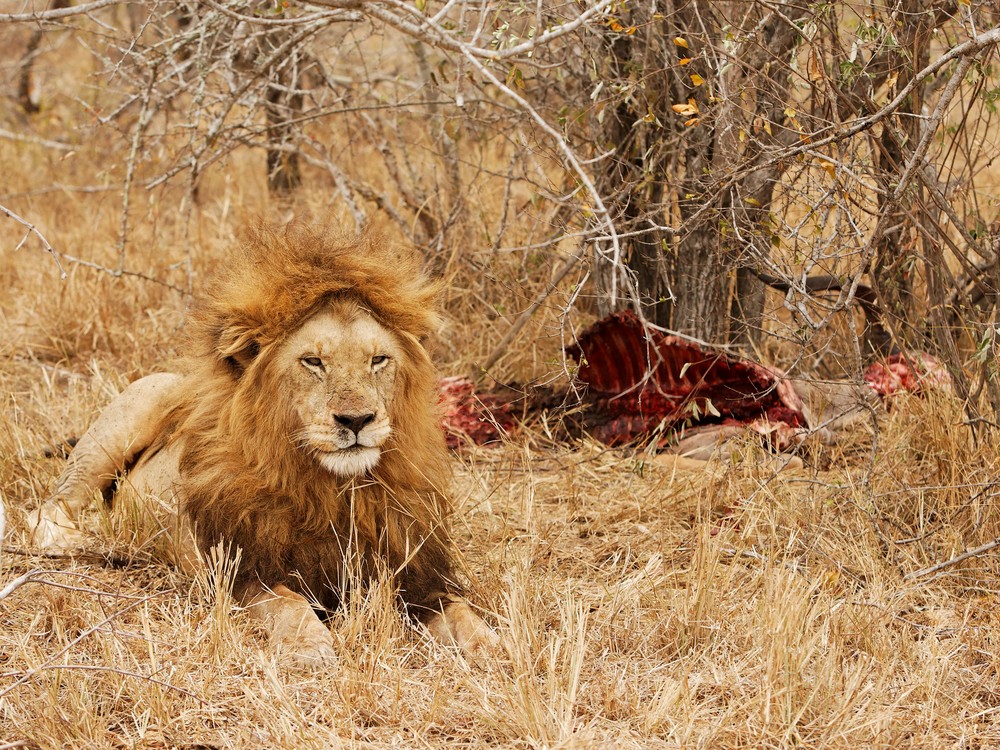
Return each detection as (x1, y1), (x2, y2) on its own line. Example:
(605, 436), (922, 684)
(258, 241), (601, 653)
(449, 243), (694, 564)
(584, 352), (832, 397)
(223, 491), (395, 609)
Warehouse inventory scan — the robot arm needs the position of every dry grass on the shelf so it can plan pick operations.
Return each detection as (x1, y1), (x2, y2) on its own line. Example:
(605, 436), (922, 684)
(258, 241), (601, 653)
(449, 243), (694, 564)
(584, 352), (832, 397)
(3, 28), (1000, 750)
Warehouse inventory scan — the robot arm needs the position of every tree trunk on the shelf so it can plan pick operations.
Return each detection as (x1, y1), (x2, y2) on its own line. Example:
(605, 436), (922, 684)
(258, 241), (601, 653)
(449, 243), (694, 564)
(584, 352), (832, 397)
(16, 0), (70, 114)
(263, 29), (304, 194)
(266, 76), (303, 194)
(596, 0), (807, 345)
(869, 0), (935, 350)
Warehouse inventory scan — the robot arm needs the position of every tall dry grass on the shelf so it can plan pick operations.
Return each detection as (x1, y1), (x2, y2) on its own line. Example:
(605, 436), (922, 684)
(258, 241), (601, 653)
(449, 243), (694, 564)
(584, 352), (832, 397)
(2, 20), (1000, 750)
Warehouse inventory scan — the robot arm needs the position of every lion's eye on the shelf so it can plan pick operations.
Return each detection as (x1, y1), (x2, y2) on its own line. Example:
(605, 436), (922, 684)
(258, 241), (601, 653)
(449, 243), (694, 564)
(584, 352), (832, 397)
(371, 355), (389, 369)
(301, 356), (324, 369)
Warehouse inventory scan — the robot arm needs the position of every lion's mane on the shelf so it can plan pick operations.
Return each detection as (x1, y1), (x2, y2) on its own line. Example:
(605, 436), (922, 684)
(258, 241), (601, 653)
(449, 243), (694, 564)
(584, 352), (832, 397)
(172, 222), (454, 613)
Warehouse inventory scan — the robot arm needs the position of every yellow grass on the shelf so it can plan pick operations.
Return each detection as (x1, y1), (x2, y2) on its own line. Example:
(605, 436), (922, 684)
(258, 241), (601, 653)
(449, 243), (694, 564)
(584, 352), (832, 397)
(2, 23), (1000, 750)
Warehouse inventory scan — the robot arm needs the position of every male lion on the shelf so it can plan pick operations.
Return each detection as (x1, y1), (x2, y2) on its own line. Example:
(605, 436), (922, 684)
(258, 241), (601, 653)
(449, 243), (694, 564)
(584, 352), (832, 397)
(30, 223), (495, 665)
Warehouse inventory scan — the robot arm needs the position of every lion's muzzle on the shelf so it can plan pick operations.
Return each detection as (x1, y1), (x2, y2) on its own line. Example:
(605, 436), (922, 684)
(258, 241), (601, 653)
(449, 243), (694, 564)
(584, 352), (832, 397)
(334, 412), (376, 437)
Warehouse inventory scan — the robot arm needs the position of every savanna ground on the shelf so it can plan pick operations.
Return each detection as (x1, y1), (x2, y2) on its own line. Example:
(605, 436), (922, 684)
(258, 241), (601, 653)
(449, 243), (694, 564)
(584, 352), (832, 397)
(2, 12), (1000, 750)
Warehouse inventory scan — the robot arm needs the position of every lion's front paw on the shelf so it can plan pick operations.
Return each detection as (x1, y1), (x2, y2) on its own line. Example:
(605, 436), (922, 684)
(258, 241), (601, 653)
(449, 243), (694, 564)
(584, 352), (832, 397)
(272, 604), (338, 668)
(244, 584), (338, 669)
(462, 620), (501, 655)
(276, 626), (337, 668)
(29, 505), (86, 550)
(425, 600), (499, 657)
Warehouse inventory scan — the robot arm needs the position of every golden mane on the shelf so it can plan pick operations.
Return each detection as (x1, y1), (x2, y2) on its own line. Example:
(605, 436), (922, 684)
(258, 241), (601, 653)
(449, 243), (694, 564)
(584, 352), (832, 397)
(173, 223), (454, 612)
(192, 222), (441, 364)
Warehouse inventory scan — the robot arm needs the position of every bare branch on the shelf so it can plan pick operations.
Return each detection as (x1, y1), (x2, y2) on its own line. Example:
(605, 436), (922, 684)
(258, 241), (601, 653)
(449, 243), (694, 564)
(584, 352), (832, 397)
(0, 202), (65, 279)
(203, 0), (359, 26)
(0, 126), (74, 152)
(774, 26), (1000, 165)
(303, 0), (615, 61)
(0, 0), (125, 23)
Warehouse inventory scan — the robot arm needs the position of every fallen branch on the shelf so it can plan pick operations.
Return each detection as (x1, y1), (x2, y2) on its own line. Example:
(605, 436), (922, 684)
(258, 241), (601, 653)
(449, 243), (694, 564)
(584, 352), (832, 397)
(904, 538), (1000, 581)
(1, 545), (151, 569)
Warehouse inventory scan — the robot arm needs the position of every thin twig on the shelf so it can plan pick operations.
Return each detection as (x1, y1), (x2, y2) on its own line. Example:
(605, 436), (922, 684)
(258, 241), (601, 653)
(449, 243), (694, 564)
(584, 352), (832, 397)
(0, 202), (66, 279)
(305, 0), (614, 62)
(0, 0), (124, 22)
(11, 664), (203, 703)
(0, 126), (74, 152)
(0, 595), (159, 698)
(0, 569), (44, 602)
(904, 538), (1000, 581)
(56, 253), (189, 293)
(0, 183), (121, 200)
(1, 545), (150, 568)
(203, 0), (356, 26)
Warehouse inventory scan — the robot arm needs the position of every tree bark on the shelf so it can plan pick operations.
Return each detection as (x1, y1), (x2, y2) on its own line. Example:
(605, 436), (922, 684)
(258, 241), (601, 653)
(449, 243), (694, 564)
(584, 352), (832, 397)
(869, 0), (936, 349)
(596, 0), (807, 345)
(263, 30), (304, 194)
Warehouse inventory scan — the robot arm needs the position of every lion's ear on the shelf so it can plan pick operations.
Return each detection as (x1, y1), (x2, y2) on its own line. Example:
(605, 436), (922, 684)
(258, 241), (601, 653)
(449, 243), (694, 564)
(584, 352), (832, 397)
(214, 323), (261, 377)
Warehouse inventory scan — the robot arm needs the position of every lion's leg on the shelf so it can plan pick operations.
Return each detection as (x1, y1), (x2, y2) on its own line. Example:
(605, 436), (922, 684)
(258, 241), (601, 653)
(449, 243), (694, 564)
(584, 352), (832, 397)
(31, 373), (184, 549)
(242, 583), (336, 667)
(422, 598), (499, 656)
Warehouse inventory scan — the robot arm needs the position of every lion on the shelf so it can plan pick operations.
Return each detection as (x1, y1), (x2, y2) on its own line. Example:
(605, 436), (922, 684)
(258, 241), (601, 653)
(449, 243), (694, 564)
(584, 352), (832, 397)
(29, 222), (495, 665)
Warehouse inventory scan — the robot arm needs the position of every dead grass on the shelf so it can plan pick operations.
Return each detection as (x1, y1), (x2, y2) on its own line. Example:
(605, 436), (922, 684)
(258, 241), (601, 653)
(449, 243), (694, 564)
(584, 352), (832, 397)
(6, 390), (999, 747)
(2, 26), (1000, 750)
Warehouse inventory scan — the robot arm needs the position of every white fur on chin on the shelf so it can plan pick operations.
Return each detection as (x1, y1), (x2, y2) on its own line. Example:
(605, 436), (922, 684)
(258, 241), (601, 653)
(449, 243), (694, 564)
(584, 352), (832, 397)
(318, 447), (381, 477)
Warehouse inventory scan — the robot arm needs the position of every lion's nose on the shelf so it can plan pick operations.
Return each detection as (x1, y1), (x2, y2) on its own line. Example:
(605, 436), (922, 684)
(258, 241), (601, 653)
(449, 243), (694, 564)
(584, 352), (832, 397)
(334, 413), (376, 435)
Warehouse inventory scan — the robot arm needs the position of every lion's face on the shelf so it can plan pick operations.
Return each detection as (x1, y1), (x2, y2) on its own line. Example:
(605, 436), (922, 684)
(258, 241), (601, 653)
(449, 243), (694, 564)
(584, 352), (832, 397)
(274, 302), (402, 478)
